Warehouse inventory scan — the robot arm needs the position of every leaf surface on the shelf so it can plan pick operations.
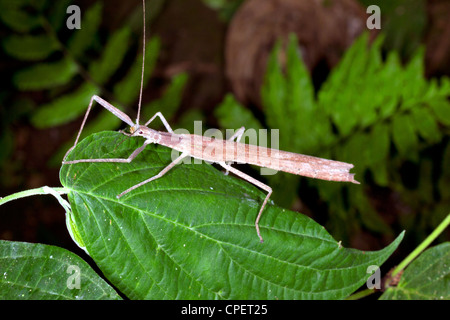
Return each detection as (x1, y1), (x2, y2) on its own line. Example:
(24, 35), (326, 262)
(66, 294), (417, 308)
(0, 240), (120, 300)
(380, 242), (449, 300)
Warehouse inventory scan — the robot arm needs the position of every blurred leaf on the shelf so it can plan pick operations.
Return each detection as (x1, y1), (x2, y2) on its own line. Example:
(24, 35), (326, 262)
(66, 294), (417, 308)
(201, 0), (244, 21)
(173, 109), (205, 133)
(378, 0), (426, 59)
(261, 41), (286, 136)
(67, 2), (102, 59)
(0, 0), (43, 32)
(380, 242), (449, 300)
(89, 26), (132, 85)
(429, 98), (450, 126)
(367, 122), (390, 186)
(410, 107), (441, 143)
(3, 34), (60, 61)
(215, 94), (262, 131)
(400, 48), (427, 107)
(31, 83), (99, 128)
(318, 33), (371, 136)
(0, 240), (121, 300)
(60, 131), (404, 299)
(141, 73), (188, 122)
(353, 188), (392, 234)
(13, 58), (78, 91)
(49, 108), (123, 167)
(391, 114), (418, 161)
(47, 0), (73, 30)
(114, 37), (161, 105)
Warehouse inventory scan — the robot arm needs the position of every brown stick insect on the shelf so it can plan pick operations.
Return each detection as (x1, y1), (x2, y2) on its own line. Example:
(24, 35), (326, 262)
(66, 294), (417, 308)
(62, 0), (359, 242)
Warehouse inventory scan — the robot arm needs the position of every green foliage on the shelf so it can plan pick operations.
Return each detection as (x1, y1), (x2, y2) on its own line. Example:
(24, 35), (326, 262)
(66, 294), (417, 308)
(215, 33), (450, 242)
(13, 58), (78, 91)
(380, 242), (450, 300)
(201, 0), (244, 21)
(0, 0), (188, 165)
(358, 0), (427, 59)
(215, 94), (263, 132)
(0, 240), (121, 300)
(3, 34), (60, 61)
(0, 0), (44, 33)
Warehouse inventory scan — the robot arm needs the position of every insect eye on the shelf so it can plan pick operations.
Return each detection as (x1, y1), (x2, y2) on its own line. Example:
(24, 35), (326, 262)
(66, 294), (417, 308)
(139, 131), (143, 134)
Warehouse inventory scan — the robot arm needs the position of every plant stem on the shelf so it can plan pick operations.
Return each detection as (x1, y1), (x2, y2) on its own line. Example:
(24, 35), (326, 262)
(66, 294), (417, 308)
(346, 288), (375, 300)
(0, 186), (69, 207)
(392, 213), (450, 277)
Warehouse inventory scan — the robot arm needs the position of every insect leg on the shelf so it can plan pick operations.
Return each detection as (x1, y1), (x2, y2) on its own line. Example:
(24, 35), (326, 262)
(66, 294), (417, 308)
(218, 161), (272, 243)
(144, 112), (174, 133)
(227, 126), (245, 143)
(117, 151), (189, 198)
(63, 95), (134, 162)
(224, 126), (245, 175)
(62, 140), (151, 165)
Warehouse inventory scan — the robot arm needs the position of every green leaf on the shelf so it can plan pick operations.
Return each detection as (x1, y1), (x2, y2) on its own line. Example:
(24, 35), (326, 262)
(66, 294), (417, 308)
(31, 82), (99, 128)
(2, 34), (60, 61)
(261, 41), (286, 135)
(67, 2), (103, 59)
(48, 0), (73, 30)
(318, 34), (371, 137)
(0, 0), (42, 32)
(391, 114), (418, 160)
(378, 52), (402, 118)
(400, 48), (427, 106)
(89, 26), (132, 85)
(367, 122), (390, 186)
(215, 94), (262, 131)
(113, 37), (161, 105)
(429, 98), (450, 126)
(13, 58), (78, 91)
(60, 131), (404, 299)
(380, 242), (450, 300)
(141, 73), (188, 122)
(48, 108), (123, 167)
(285, 34), (321, 151)
(0, 240), (121, 300)
(410, 107), (441, 143)
(376, 0), (427, 60)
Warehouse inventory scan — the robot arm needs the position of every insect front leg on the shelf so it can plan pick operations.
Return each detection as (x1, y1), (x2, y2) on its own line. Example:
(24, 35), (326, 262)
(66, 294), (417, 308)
(62, 140), (151, 165)
(63, 95), (134, 162)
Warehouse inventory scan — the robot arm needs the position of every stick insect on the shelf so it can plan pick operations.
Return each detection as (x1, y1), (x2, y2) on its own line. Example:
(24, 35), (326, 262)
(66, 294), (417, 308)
(62, 0), (359, 243)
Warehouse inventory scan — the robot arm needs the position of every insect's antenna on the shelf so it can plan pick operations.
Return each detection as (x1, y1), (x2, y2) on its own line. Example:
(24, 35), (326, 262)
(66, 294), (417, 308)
(136, 0), (146, 125)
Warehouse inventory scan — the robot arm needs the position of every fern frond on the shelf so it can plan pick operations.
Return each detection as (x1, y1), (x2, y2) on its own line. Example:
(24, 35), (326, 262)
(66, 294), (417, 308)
(218, 31), (450, 239)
